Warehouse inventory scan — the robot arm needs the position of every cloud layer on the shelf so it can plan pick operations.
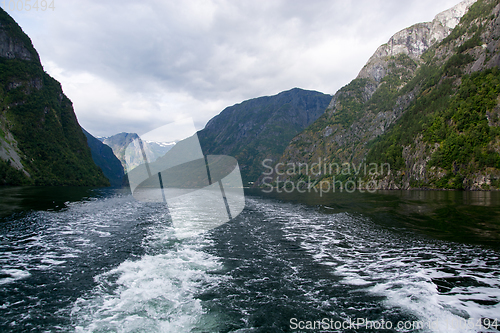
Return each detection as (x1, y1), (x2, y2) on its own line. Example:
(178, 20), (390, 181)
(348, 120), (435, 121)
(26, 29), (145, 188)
(8, 0), (461, 137)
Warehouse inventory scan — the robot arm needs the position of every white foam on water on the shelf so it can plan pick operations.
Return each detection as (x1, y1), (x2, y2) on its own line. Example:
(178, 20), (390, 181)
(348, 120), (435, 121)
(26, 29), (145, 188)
(4, 191), (498, 332)
(2, 190), (231, 331)
(253, 198), (500, 333)
(72, 220), (227, 332)
(0, 269), (31, 285)
(0, 194), (142, 281)
(340, 277), (372, 286)
(40, 258), (66, 266)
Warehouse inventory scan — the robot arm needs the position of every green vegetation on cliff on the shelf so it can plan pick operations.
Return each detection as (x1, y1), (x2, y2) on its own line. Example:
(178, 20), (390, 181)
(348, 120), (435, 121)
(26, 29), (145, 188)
(427, 70), (500, 163)
(198, 88), (331, 185)
(275, 0), (500, 190)
(364, 0), (500, 189)
(0, 8), (109, 186)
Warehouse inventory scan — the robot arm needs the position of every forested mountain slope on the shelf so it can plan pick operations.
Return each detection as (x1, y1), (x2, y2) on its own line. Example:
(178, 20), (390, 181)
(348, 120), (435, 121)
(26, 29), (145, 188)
(0, 8), (109, 186)
(197, 88), (331, 185)
(270, 0), (500, 190)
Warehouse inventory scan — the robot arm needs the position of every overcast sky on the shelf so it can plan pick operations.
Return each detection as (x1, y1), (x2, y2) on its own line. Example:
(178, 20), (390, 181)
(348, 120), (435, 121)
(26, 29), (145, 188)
(6, 0), (462, 137)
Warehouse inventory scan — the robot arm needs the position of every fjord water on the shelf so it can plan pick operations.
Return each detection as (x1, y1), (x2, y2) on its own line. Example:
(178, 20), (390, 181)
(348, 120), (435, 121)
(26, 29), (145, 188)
(0, 187), (499, 332)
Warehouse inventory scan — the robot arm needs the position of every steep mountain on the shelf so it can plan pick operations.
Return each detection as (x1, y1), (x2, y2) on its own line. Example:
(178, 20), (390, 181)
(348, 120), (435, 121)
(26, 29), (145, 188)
(270, 0), (500, 190)
(197, 88), (332, 185)
(100, 132), (175, 172)
(108, 88), (329, 185)
(0, 8), (109, 186)
(82, 129), (124, 186)
(100, 132), (140, 171)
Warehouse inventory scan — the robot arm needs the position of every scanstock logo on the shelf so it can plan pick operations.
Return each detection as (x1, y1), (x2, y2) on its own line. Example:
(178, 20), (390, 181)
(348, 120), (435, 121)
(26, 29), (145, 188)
(125, 118), (245, 238)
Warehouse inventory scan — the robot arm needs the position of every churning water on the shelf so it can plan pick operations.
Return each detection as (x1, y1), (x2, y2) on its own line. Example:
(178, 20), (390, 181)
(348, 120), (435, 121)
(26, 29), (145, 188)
(0, 187), (499, 332)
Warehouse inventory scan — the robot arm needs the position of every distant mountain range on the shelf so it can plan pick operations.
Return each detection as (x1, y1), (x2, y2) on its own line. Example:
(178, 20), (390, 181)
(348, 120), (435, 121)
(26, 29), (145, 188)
(99, 132), (175, 172)
(3, 0), (500, 192)
(99, 88), (331, 186)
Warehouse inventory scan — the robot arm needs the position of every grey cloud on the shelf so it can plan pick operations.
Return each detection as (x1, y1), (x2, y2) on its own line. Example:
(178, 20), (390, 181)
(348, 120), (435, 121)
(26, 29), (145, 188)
(9, 0), (463, 136)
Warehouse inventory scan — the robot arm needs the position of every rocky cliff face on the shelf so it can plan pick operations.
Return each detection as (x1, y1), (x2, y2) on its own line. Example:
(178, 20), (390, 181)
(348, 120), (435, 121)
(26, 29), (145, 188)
(358, 0), (476, 83)
(101, 132), (140, 171)
(101, 132), (175, 173)
(269, 0), (500, 191)
(0, 16), (38, 62)
(368, 0), (500, 190)
(0, 8), (109, 186)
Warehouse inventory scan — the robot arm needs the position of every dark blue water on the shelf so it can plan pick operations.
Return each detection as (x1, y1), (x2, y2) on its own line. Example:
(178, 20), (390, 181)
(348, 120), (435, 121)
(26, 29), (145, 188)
(0, 187), (499, 332)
